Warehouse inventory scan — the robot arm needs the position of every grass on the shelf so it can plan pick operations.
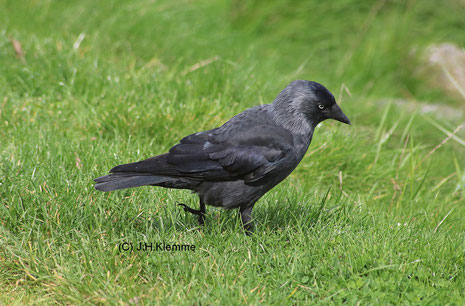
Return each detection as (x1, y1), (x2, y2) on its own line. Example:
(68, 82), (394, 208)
(1, 0), (465, 304)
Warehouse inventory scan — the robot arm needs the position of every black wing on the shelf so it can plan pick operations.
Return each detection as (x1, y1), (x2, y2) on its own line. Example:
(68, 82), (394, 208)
(111, 106), (295, 183)
(168, 121), (294, 182)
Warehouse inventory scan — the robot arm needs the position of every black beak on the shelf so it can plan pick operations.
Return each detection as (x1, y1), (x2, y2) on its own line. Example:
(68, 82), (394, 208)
(329, 103), (351, 125)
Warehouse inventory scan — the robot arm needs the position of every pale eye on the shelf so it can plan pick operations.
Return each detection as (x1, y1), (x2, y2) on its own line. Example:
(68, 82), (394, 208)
(318, 104), (325, 110)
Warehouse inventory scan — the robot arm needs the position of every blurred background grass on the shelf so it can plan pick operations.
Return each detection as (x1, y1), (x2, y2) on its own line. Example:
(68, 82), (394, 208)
(1, 0), (465, 304)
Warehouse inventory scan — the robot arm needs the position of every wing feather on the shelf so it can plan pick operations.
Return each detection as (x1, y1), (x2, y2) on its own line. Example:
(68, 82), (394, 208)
(110, 107), (295, 183)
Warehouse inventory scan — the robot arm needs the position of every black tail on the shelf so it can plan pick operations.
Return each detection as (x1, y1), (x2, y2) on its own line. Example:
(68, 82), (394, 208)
(94, 172), (171, 192)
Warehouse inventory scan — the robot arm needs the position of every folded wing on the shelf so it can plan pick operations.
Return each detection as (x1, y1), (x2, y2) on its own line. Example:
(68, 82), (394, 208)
(110, 123), (294, 184)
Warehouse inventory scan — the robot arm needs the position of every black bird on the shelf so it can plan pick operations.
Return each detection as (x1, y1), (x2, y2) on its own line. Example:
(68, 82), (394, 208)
(94, 80), (350, 232)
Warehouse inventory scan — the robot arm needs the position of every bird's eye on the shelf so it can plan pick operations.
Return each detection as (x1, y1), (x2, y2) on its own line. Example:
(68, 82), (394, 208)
(318, 104), (325, 110)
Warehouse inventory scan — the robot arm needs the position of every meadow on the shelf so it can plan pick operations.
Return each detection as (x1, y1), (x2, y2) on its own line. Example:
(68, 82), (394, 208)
(1, 0), (465, 304)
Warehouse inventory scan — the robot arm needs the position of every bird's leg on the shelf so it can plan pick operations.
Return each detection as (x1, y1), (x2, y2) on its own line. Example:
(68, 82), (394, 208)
(177, 199), (206, 225)
(240, 206), (254, 235)
(198, 200), (206, 225)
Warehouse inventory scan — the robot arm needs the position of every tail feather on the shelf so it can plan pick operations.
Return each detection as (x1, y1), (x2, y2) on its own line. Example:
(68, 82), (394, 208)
(109, 154), (177, 175)
(94, 172), (171, 192)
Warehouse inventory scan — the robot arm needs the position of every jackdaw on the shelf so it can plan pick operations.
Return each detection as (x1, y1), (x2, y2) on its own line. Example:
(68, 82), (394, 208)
(94, 80), (351, 232)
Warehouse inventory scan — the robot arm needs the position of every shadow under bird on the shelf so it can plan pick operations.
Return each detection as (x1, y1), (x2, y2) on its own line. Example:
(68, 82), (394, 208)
(94, 80), (351, 233)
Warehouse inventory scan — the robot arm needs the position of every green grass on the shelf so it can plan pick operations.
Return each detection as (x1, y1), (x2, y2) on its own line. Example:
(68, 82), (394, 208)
(1, 0), (465, 304)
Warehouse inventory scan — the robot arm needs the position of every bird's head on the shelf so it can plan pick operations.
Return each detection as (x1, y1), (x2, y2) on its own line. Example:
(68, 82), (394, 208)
(272, 80), (351, 134)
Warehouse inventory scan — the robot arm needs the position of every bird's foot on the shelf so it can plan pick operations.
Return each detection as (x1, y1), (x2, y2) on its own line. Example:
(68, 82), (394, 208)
(243, 224), (254, 236)
(177, 203), (205, 225)
(240, 206), (254, 236)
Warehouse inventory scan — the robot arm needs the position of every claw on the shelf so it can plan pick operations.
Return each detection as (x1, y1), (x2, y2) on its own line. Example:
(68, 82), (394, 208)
(177, 203), (190, 212)
(177, 203), (202, 215)
(178, 203), (206, 226)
